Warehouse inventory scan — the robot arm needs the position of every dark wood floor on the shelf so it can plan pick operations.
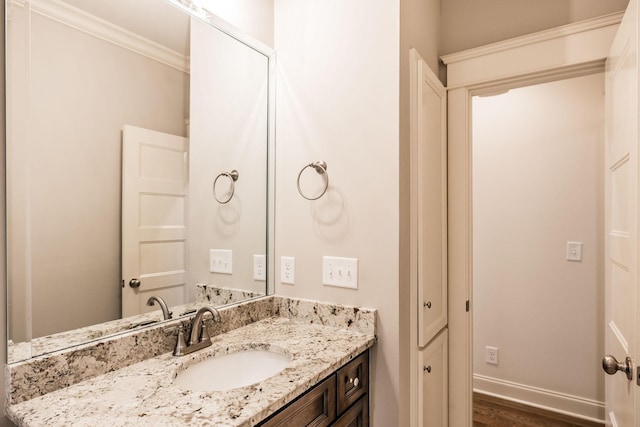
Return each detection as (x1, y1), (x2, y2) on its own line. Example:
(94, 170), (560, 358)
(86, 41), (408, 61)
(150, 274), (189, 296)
(473, 393), (604, 427)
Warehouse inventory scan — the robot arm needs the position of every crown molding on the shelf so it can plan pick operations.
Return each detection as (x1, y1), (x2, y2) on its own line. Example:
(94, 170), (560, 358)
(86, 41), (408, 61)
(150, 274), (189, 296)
(441, 11), (624, 65)
(18, 0), (189, 73)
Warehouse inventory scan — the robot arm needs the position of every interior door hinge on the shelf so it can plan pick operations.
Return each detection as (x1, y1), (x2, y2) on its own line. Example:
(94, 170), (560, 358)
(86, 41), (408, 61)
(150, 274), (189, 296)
(466, 300), (470, 312)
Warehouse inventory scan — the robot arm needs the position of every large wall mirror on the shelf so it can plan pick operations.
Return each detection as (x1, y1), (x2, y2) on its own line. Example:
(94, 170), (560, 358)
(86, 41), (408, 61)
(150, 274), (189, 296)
(6, 0), (275, 363)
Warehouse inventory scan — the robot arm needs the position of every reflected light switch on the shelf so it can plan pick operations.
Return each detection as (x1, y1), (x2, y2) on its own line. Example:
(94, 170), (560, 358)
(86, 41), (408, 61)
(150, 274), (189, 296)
(566, 242), (583, 262)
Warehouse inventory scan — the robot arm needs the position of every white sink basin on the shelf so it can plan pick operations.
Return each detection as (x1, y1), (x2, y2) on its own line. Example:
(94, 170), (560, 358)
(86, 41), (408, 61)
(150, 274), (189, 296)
(172, 349), (291, 392)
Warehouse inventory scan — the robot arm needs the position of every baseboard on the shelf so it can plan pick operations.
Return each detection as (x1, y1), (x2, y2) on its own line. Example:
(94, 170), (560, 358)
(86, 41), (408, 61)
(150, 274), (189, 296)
(473, 374), (605, 423)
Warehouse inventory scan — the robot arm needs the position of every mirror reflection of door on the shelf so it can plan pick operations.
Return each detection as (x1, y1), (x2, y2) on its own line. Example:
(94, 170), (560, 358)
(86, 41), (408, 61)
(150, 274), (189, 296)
(121, 125), (188, 318)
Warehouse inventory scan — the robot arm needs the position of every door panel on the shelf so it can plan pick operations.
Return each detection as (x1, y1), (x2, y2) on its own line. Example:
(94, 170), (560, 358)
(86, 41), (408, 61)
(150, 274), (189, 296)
(419, 329), (448, 427)
(604, 0), (638, 424)
(122, 125), (189, 317)
(416, 58), (448, 348)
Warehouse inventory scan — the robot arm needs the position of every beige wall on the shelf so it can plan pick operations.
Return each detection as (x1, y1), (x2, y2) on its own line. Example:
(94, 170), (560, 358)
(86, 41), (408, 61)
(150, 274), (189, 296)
(273, 0), (401, 424)
(188, 17), (269, 297)
(472, 73), (604, 413)
(441, 0), (629, 55)
(7, 9), (188, 341)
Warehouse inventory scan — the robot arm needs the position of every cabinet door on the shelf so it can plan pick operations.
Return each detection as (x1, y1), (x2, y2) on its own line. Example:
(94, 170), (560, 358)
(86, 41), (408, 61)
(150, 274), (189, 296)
(260, 375), (336, 427)
(416, 58), (448, 347)
(419, 328), (448, 427)
(336, 351), (369, 414)
(332, 396), (369, 427)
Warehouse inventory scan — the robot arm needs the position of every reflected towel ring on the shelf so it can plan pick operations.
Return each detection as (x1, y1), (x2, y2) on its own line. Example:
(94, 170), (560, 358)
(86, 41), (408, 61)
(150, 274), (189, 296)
(213, 170), (239, 204)
(297, 161), (329, 200)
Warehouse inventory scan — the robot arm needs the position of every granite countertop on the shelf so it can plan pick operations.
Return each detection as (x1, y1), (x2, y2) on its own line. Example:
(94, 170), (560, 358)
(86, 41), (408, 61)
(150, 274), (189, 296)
(7, 315), (376, 427)
(9, 285), (264, 364)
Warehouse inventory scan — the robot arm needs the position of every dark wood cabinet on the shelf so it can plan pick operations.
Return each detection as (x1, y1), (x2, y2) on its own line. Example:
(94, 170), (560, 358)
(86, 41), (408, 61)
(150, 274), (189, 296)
(333, 395), (369, 427)
(259, 350), (370, 427)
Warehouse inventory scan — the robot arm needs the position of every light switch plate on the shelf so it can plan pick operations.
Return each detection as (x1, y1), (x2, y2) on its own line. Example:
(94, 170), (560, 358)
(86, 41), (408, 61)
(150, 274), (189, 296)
(210, 249), (232, 274)
(323, 256), (358, 289)
(281, 256), (295, 285)
(253, 254), (266, 281)
(566, 242), (583, 262)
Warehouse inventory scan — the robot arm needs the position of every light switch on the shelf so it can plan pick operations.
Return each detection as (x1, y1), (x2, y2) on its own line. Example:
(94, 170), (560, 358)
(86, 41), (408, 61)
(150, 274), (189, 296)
(323, 256), (358, 289)
(566, 242), (583, 262)
(210, 249), (233, 274)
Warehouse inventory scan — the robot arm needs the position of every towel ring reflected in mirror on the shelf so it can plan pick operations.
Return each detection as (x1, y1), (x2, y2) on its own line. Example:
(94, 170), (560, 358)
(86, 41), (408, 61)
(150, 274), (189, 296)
(297, 161), (329, 201)
(213, 169), (239, 204)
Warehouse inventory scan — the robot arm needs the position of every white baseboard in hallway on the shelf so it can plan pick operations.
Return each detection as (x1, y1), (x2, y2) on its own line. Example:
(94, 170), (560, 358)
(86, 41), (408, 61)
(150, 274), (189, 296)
(473, 374), (604, 424)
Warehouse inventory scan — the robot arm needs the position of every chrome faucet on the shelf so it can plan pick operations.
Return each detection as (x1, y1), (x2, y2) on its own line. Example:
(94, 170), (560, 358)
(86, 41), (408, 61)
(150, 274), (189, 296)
(173, 306), (221, 356)
(146, 296), (172, 320)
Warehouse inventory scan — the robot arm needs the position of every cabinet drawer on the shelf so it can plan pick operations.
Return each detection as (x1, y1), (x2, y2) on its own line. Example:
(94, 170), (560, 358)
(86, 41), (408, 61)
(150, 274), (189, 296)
(332, 395), (369, 427)
(260, 375), (337, 427)
(336, 351), (369, 414)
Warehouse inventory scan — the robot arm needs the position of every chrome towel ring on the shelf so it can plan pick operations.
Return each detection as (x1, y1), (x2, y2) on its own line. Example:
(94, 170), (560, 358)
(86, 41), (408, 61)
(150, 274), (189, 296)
(297, 161), (329, 200)
(213, 170), (239, 204)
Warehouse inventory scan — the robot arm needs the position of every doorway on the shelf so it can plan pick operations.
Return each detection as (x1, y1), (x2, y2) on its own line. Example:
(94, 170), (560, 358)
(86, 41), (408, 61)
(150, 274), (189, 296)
(470, 74), (605, 423)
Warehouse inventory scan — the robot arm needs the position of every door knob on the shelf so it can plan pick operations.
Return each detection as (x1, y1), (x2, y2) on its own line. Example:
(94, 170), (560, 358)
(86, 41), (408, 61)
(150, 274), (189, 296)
(129, 278), (141, 289)
(602, 355), (633, 380)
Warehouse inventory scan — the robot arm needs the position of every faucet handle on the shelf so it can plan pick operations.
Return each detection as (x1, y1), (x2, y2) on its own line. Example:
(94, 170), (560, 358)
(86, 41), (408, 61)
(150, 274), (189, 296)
(173, 322), (188, 356)
(198, 319), (211, 343)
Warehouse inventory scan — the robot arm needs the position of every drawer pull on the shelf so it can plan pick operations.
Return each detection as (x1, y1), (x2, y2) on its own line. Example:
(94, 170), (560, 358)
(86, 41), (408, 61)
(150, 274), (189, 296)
(424, 301), (432, 309)
(424, 365), (432, 373)
(348, 377), (360, 387)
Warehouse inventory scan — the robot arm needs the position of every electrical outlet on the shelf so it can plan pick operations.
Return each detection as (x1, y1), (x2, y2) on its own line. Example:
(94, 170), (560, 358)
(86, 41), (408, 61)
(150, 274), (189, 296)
(210, 249), (232, 274)
(281, 256), (295, 285)
(253, 254), (266, 281)
(485, 346), (499, 365)
(323, 256), (358, 289)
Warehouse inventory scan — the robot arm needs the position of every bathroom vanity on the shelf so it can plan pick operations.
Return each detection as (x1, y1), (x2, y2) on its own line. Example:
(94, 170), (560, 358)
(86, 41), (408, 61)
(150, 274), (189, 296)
(259, 350), (369, 426)
(5, 297), (376, 426)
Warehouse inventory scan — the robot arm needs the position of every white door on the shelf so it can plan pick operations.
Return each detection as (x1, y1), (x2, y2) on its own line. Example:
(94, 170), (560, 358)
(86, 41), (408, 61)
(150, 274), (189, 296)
(603, 0), (639, 425)
(416, 56), (448, 349)
(410, 48), (448, 426)
(121, 125), (189, 317)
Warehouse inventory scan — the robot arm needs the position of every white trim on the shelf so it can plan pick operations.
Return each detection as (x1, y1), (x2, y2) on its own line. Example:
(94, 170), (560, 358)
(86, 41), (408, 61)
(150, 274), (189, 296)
(26, 0), (190, 73)
(474, 375), (605, 423)
(442, 12), (624, 65)
(442, 13), (622, 89)
(409, 47), (420, 427)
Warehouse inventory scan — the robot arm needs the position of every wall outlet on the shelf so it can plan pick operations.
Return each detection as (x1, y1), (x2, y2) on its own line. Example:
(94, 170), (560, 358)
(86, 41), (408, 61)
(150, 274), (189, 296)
(322, 256), (358, 289)
(485, 346), (499, 365)
(253, 254), (266, 281)
(210, 249), (232, 274)
(281, 256), (295, 285)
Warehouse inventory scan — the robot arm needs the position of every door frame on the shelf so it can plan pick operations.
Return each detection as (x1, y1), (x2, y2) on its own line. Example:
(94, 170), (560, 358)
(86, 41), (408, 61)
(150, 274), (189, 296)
(441, 12), (623, 426)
